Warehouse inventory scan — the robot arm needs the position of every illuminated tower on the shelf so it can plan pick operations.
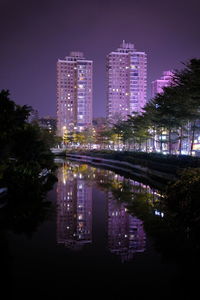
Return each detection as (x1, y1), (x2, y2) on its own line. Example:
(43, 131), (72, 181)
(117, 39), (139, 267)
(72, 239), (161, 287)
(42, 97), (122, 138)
(56, 52), (93, 136)
(106, 41), (147, 123)
(151, 70), (174, 98)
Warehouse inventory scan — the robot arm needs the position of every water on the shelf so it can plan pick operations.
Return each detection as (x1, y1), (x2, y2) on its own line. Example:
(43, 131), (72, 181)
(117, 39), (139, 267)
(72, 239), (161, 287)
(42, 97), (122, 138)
(1, 159), (199, 299)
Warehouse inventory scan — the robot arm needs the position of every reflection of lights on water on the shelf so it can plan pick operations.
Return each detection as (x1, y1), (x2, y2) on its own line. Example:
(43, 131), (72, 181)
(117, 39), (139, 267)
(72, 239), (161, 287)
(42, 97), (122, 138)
(112, 211), (120, 216)
(154, 192), (164, 197)
(154, 210), (164, 217)
(58, 162), (157, 255)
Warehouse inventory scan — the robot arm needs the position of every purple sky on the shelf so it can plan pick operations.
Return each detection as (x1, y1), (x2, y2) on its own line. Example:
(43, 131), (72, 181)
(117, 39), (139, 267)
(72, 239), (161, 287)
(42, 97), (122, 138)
(1, 0), (200, 118)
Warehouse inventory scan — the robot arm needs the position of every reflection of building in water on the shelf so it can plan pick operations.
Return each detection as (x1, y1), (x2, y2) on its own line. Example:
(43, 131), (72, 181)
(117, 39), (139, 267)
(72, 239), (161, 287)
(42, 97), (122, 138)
(56, 161), (159, 257)
(56, 163), (92, 250)
(108, 192), (146, 262)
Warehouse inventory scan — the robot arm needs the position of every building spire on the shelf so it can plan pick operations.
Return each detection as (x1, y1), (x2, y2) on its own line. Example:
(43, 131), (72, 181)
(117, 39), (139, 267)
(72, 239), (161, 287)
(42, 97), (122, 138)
(120, 40), (134, 50)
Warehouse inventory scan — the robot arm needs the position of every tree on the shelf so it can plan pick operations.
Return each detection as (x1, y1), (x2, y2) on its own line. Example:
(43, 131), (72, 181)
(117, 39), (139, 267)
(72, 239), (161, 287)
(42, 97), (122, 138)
(82, 127), (96, 149)
(132, 114), (152, 151)
(141, 59), (200, 155)
(113, 120), (133, 150)
(0, 90), (55, 184)
(174, 59), (200, 154)
(0, 90), (31, 161)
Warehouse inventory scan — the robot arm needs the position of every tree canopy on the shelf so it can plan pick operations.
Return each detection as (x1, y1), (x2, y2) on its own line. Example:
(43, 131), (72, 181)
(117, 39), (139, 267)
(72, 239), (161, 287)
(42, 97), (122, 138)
(0, 90), (55, 182)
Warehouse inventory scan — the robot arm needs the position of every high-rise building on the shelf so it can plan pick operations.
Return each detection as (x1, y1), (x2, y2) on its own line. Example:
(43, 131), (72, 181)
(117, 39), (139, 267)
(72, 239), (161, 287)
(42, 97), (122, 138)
(151, 70), (174, 98)
(106, 41), (147, 123)
(56, 52), (93, 136)
(38, 116), (57, 133)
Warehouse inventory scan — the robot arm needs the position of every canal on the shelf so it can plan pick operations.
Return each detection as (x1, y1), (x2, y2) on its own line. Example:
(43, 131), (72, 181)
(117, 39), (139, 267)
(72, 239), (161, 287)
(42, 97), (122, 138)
(1, 159), (199, 299)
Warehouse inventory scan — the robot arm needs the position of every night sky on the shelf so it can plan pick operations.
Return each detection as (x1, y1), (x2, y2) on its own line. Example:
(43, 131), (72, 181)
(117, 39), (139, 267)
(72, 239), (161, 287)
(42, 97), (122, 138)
(0, 0), (200, 118)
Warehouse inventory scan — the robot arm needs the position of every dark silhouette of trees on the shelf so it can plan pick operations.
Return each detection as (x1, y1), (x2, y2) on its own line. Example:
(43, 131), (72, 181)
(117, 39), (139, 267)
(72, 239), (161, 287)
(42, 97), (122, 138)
(107, 58), (200, 155)
(0, 90), (31, 162)
(0, 89), (56, 184)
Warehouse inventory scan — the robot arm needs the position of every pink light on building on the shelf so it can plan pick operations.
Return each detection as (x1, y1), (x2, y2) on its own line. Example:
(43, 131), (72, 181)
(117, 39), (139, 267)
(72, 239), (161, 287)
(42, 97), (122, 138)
(56, 162), (92, 250)
(106, 41), (147, 123)
(56, 52), (93, 136)
(107, 191), (146, 262)
(151, 70), (174, 98)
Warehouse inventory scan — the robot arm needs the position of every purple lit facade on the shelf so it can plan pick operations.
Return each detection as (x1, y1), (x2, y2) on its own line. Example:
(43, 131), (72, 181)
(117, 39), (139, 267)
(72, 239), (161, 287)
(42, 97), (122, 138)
(106, 41), (147, 123)
(56, 163), (154, 258)
(151, 70), (174, 98)
(107, 192), (146, 262)
(56, 52), (93, 136)
(56, 163), (92, 250)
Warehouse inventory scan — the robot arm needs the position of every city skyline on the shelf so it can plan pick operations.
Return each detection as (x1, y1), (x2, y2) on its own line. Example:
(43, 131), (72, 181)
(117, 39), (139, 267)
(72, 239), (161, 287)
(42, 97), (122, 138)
(0, 0), (200, 117)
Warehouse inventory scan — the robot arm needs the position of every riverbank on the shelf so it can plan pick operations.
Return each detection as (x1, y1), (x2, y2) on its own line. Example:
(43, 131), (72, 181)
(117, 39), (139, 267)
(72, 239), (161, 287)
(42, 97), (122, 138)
(53, 149), (200, 186)
(55, 151), (200, 227)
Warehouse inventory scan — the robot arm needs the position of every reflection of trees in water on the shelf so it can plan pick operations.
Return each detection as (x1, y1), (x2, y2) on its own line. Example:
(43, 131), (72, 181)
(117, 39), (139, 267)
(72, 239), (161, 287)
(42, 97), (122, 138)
(0, 167), (57, 237)
(101, 167), (200, 264)
(59, 161), (163, 217)
(58, 162), (157, 260)
(59, 161), (200, 266)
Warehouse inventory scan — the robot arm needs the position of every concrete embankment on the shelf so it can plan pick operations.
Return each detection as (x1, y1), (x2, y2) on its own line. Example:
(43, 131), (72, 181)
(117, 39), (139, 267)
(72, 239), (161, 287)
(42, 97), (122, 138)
(64, 153), (177, 188)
